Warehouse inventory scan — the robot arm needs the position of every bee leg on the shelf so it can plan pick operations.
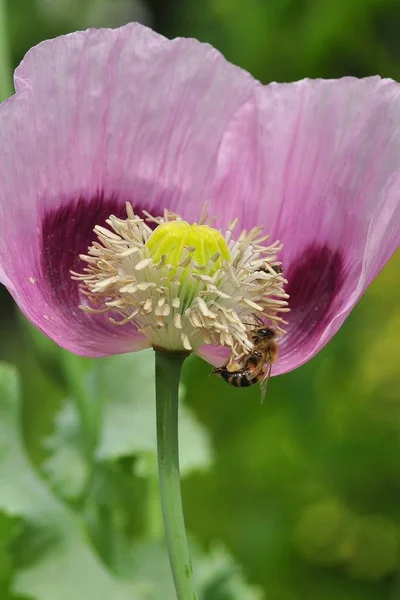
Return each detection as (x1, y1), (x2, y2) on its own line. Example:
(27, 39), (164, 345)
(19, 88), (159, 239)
(210, 366), (222, 377)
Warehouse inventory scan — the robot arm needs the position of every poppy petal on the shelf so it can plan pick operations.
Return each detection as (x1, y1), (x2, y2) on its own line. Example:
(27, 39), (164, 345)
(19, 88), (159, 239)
(211, 77), (400, 374)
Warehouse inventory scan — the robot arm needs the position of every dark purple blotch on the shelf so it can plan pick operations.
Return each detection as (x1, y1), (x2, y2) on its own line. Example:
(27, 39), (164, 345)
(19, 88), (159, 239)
(285, 244), (345, 347)
(40, 193), (128, 306)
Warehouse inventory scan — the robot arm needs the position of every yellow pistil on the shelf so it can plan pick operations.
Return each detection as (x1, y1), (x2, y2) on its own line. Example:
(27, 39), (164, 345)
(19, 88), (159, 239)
(146, 220), (230, 275)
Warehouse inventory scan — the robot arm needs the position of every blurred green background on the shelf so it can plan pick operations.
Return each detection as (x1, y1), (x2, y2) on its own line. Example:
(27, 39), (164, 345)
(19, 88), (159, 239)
(1, 1), (400, 599)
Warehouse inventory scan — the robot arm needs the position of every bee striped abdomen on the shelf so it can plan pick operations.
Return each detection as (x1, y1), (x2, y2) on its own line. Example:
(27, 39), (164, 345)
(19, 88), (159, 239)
(227, 372), (255, 387)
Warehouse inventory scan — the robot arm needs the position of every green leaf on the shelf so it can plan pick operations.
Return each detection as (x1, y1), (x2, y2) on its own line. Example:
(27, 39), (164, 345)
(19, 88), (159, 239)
(197, 544), (264, 600)
(95, 350), (213, 476)
(118, 539), (264, 600)
(0, 511), (23, 598)
(0, 362), (148, 600)
(42, 401), (89, 500)
(43, 349), (212, 502)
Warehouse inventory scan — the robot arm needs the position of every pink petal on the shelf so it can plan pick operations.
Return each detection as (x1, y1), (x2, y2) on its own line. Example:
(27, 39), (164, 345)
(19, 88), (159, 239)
(0, 23), (257, 356)
(210, 77), (400, 375)
(196, 344), (230, 369)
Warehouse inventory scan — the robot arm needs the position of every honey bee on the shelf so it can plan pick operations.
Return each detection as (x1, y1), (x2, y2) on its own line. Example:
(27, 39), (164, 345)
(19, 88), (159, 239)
(211, 325), (279, 403)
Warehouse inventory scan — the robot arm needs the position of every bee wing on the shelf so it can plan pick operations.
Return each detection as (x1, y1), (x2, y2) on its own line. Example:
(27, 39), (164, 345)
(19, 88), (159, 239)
(259, 362), (272, 404)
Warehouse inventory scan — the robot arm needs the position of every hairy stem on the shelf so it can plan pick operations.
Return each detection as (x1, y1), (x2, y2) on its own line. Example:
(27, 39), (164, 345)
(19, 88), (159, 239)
(155, 349), (198, 600)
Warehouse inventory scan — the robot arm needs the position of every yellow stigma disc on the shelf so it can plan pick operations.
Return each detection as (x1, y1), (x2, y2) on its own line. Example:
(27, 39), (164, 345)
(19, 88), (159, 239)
(146, 221), (230, 276)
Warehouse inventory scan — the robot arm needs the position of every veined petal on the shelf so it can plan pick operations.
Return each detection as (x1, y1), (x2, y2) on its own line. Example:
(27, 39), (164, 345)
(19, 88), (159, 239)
(0, 23), (257, 356)
(11, 22), (256, 216)
(211, 77), (400, 374)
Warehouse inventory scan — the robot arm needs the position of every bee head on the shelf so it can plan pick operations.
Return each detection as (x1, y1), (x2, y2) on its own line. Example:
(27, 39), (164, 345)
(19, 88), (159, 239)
(253, 327), (275, 343)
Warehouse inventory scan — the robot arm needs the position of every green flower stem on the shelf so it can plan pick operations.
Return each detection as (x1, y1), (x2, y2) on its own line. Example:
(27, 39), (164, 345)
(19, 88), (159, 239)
(0, 0), (13, 101)
(155, 349), (198, 600)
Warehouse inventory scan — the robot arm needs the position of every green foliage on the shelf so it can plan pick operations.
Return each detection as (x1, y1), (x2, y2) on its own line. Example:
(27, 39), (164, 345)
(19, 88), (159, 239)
(0, 355), (258, 599)
(166, 0), (400, 82)
(94, 351), (213, 475)
(345, 516), (400, 581)
(293, 499), (355, 566)
(0, 362), (144, 600)
(42, 400), (90, 500)
(42, 350), (213, 501)
(118, 540), (264, 600)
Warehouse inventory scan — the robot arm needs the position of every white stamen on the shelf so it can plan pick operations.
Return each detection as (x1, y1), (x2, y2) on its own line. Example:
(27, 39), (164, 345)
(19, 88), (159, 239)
(179, 255), (192, 268)
(142, 298), (153, 313)
(135, 258), (153, 270)
(181, 333), (192, 350)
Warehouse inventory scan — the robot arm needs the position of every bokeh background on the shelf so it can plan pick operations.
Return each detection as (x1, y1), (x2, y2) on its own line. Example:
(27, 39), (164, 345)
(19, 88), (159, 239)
(0, 1), (400, 599)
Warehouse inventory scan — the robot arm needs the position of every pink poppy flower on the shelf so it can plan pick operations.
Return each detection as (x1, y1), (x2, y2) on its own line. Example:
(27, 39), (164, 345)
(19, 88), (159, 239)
(0, 23), (399, 376)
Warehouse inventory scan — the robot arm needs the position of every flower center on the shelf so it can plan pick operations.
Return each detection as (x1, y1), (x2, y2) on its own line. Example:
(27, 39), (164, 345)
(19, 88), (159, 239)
(145, 220), (231, 310)
(146, 221), (230, 275)
(72, 203), (289, 355)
